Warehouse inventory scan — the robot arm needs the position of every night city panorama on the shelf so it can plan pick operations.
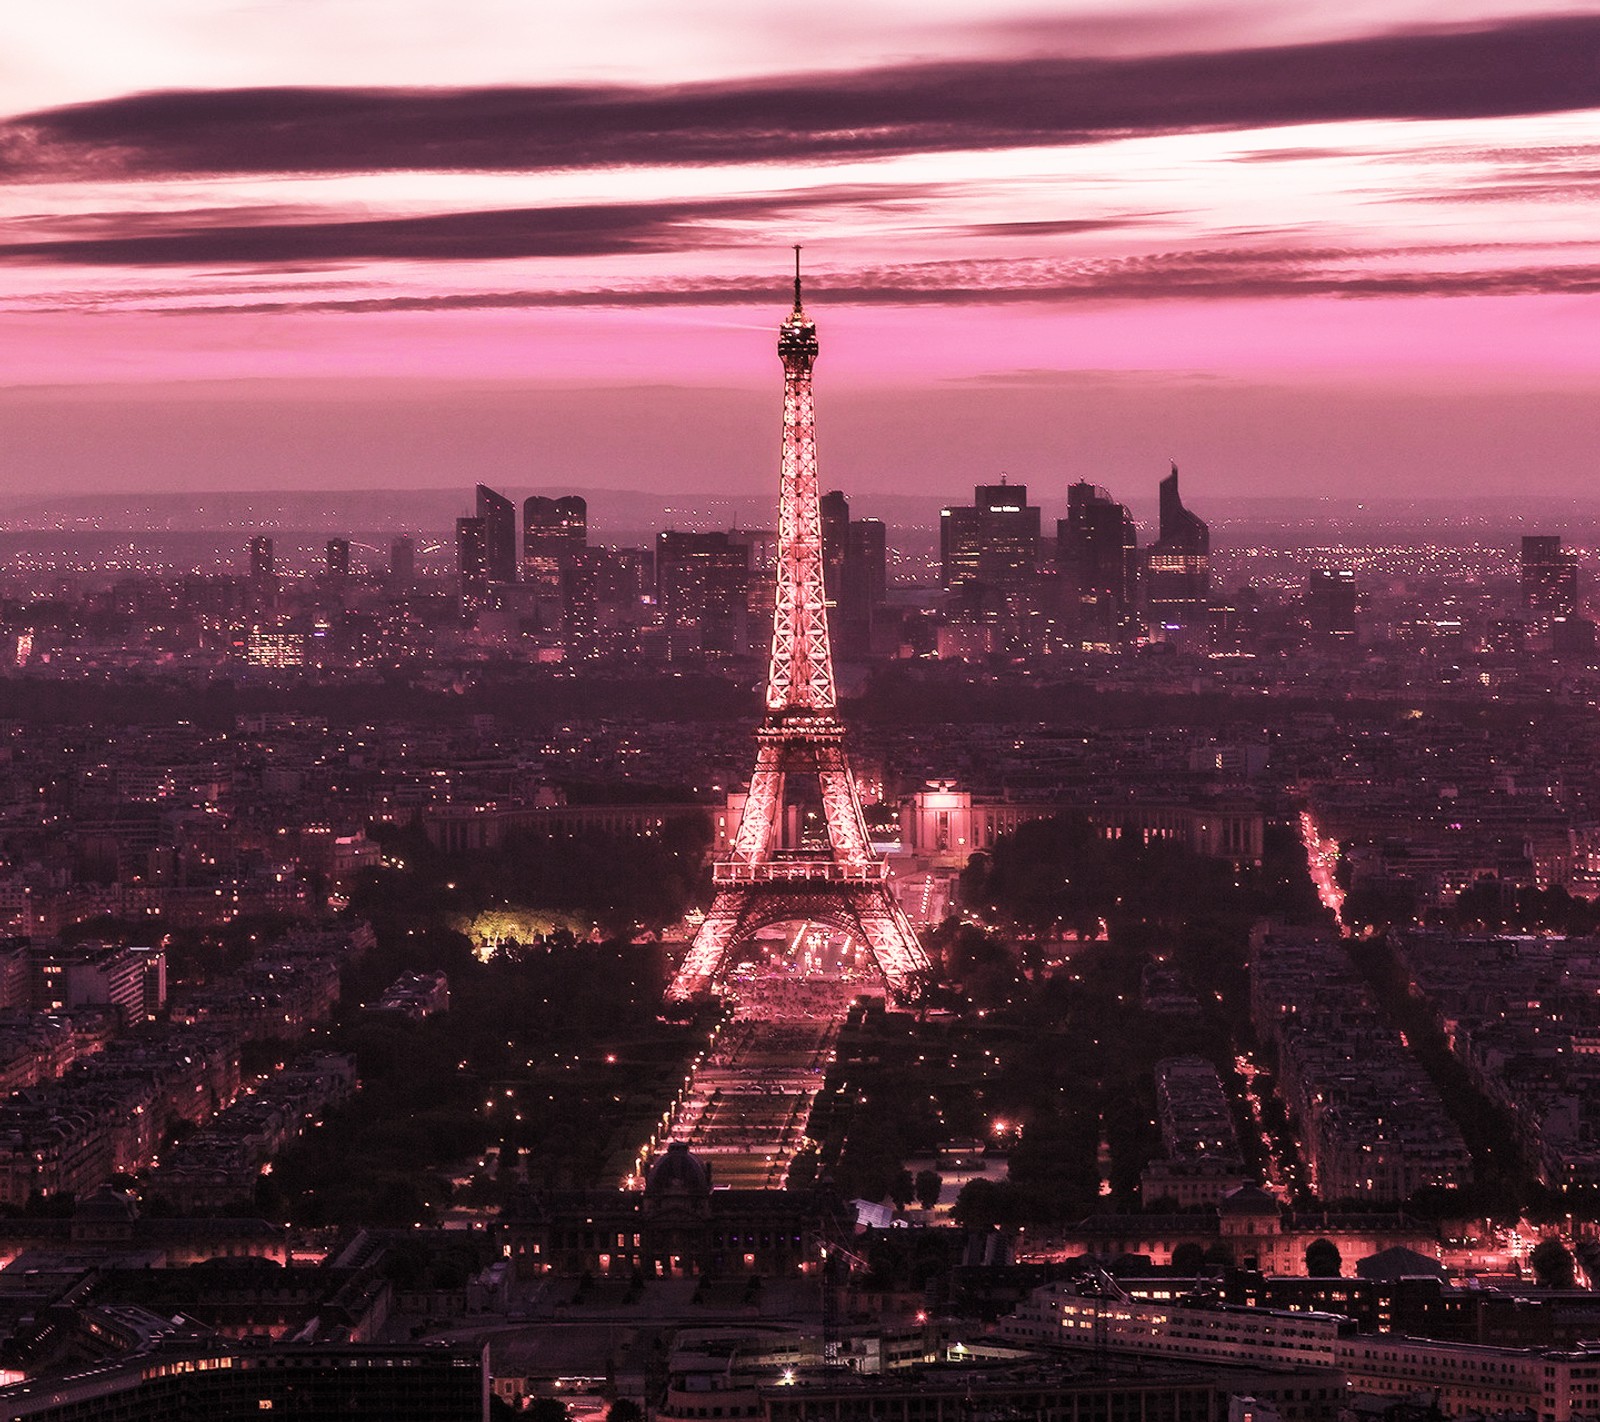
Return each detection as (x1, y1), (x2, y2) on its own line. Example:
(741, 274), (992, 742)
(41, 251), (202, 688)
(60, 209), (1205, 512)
(2, 3), (1600, 1420)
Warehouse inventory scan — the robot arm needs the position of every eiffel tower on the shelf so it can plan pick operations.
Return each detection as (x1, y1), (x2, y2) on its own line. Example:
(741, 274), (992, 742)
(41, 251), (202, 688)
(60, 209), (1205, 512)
(666, 253), (932, 1005)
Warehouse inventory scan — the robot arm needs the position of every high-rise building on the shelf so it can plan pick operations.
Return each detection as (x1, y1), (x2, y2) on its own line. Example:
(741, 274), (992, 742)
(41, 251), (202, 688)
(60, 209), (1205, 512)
(523, 495), (587, 595)
(1306, 568), (1357, 638)
(476, 484), (517, 584)
(248, 536), (274, 581)
(562, 547), (647, 661)
(655, 529), (749, 657)
(728, 527), (778, 633)
(324, 537), (350, 586)
(841, 517), (888, 656)
(817, 491), (889, 657)
(820, 489), (850, 596)
(455, 516), (488, 603)
(389, 535), (415, 591)
(1057, 481), (1138, 635)
(1145, 464), (1210, 629)
(940, 479), (1040, 588)
(1521, 535), (1578, 619)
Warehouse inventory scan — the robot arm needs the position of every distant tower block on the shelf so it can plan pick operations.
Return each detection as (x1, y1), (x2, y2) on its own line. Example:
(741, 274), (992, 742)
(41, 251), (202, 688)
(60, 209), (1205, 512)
(667, 254), (931, 1006)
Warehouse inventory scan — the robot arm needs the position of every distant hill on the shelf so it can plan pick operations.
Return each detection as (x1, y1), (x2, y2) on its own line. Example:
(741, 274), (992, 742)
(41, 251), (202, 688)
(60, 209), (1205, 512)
(3, 487), (1598, 548)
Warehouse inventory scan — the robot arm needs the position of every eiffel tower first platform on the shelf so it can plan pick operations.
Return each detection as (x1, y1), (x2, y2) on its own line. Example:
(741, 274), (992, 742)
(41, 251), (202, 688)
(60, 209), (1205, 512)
(665, 255), (932, 1006)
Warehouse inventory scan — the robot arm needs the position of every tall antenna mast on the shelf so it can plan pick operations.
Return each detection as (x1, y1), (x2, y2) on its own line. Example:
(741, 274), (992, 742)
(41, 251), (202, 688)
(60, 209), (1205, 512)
(792, 244), (803, 312)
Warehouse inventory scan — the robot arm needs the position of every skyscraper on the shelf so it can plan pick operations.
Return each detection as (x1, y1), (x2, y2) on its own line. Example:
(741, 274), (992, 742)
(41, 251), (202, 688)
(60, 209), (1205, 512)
(562, 547), (647, 661)
(389, 535), (415, 591)
(939, 479), (1040, 589)
(820, 489), (850, 597)
(841, 517), (888, 657)
(1521, 535), (1578, 619)
(655, 530), (749, 657)
(1057, 481), (1138, 636)
(1306, 568), (1357, 638)
(476, 484), (517, 585)
(819, 490), (888, 657)
(248, 536), (274, 582)
(727, 527), (778, 633)
(1144, 464), (1210, 630)
(325, 538), (350, 586)
(455, 517), (488, 603)
(523, 496), (587, 596)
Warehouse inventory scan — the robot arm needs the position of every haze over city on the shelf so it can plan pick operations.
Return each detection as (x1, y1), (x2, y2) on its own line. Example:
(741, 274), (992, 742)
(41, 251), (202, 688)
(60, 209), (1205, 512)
(3, 0), (1598, 499)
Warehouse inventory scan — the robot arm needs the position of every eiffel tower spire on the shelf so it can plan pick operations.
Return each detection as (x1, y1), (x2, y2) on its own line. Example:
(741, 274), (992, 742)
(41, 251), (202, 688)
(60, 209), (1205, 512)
(666, 260), (931, 1005)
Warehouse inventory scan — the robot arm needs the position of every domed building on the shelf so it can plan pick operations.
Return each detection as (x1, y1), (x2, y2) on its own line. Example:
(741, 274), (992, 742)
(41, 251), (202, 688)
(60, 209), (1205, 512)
(646, 1141), (715, 1205)
(498, 1141), (850, 1281)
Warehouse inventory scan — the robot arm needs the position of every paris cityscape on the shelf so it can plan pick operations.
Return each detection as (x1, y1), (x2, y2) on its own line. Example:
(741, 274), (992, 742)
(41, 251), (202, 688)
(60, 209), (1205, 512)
(4, 1), (1600, 1419)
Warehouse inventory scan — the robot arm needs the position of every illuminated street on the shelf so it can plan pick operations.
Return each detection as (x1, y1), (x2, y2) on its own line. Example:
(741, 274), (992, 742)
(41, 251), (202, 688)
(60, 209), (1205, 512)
(640, 931), (865, 1188)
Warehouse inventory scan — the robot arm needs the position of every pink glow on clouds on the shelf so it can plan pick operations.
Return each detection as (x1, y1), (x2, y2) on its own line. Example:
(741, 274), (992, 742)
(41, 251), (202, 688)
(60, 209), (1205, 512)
(0, 0), (1598, 496)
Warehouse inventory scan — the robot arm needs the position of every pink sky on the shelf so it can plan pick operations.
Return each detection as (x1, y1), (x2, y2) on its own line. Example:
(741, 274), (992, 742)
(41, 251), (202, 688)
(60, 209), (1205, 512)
(2, 1), (1598, 503)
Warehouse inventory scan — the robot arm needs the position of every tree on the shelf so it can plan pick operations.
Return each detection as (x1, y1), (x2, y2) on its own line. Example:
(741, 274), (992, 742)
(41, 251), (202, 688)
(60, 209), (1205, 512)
(1305, 1238), (1342, 1278)
(1531, 1237), (1576, 1288)
(889, 1168), (916, 1211)
(528, 1399), (570, 1422)
(1170, 1242), (1206, 1274)
(607, 1402), (645, 1422)
(951, 1178), (1015, 1230)
(915, 1169), (944, 1211)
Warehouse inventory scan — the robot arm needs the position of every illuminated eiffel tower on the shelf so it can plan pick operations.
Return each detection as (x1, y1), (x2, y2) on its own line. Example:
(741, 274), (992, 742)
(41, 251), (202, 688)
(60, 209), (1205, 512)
(666, 253), (931, 1005)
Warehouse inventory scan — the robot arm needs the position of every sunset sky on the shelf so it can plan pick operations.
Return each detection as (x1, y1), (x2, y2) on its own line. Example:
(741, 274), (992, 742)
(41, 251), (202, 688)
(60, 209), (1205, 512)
(3, 1), (1598, 504)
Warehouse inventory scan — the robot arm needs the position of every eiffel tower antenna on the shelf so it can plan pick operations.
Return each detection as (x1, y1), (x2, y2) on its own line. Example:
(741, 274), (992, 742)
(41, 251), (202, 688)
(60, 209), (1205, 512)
(666, 261), (930, 1005)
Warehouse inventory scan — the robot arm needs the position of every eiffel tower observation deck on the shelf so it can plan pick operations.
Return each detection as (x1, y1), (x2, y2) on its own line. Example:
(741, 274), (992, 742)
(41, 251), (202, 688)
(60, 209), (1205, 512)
(666, 254), (931, 1006)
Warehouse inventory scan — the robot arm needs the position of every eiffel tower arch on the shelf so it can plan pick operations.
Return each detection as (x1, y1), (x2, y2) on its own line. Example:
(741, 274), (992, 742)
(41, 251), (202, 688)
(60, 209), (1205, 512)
(666, 253), (932, 1006)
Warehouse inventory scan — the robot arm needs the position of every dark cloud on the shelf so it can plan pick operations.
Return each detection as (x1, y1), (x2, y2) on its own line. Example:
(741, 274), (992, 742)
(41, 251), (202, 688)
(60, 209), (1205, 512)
(4, 14), (1598, 180)
(101, 250), (1600, 316)
(0, 184), (998, 266)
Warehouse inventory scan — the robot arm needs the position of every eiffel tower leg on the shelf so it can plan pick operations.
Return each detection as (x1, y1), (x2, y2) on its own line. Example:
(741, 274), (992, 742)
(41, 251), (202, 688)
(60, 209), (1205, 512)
(733, 745), (785, 861)
(667, 890), (746, 1001)
(816, 764), (873, 867)
(849, 886), (932, 1005)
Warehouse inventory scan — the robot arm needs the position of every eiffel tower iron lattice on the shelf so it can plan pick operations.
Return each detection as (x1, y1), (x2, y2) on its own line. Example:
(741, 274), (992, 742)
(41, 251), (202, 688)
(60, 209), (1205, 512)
(666, 254), (932, 1005)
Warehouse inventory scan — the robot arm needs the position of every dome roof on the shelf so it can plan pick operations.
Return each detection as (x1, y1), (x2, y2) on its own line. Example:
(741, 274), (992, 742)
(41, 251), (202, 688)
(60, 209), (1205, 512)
(1355, 1246), (1449, 1281)
(1217, 1183), (1280, 1216)
(74, 1186), (138, 1223)
(645, 1140), (712, 1198)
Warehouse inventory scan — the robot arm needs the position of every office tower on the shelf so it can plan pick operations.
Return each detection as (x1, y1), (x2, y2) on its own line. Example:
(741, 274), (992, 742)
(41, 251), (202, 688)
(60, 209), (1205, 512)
(389, 535), (415, 591)
(1057, 481), (1139, 635)
(840, 517), (888, 656)
(324, 537), (350, 585)
(562, 547), (647, 661)
(1144, 464), (1210, 629)
(820, 488), (854, 653)
(248, 536), (274, 581)
(523, 495), (587, 596)
(1521, 535), (1578, 619)
(655, 529), (749, 656)
(821, 488), (850, 595)
(816, 491), (888, 657)
(475, 483), (517, 584)
(455, 516), (488, 603)
(939, 478), (1040, 588)
(728, 527), (778, 632)
(1553, 615), (1598, 657)
(1306, 568), (1358, 637)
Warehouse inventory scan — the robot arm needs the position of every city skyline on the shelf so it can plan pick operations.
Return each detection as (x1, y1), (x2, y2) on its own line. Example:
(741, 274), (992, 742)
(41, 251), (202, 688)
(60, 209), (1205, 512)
(2, 1), (1598, 501)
